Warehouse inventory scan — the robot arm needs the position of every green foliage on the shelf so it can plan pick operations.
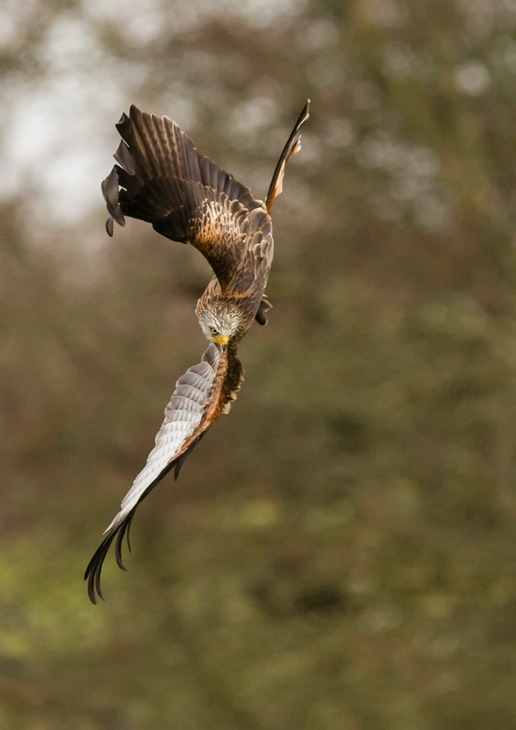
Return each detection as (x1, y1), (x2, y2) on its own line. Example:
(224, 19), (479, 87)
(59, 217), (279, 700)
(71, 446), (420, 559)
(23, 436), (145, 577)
(2, 1), (516, 728)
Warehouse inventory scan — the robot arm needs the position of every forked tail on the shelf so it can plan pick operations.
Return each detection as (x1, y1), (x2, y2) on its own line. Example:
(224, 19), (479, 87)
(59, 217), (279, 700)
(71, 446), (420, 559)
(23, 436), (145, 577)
(265, 100), (311, 214)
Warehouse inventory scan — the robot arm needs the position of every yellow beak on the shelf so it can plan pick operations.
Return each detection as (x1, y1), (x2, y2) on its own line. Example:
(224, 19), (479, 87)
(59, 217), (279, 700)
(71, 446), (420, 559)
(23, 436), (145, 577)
(213, 334), (229, 347)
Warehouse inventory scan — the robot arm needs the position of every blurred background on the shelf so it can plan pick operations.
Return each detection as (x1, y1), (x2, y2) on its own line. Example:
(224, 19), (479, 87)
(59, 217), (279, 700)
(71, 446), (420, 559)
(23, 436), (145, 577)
(1, 1), (516, 728)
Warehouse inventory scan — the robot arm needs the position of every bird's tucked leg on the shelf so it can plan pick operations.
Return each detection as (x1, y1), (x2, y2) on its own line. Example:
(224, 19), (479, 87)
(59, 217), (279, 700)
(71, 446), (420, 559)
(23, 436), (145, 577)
(255, 295), (273, 326)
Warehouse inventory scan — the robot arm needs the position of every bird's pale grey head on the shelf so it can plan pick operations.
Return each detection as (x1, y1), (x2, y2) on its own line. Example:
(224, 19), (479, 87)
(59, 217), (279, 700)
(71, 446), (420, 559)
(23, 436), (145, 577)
(196, 296), (244, 347)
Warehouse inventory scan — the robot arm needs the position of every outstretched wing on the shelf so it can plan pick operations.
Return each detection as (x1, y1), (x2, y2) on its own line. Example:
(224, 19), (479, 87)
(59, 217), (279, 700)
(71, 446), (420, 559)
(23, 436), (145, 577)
(85, 343), (243, 604)
(265, 100), (311, 214)
(102, 106), (272, 290)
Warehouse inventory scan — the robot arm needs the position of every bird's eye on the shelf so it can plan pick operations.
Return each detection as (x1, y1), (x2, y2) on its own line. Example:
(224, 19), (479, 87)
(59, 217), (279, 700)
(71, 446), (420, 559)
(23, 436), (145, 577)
(209, 326), (219, 336)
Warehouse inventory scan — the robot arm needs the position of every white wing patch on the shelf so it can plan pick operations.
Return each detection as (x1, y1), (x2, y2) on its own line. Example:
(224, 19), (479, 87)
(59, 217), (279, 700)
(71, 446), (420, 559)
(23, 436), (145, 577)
(195, 198), (242, 247)
(105, 344), (220, 533)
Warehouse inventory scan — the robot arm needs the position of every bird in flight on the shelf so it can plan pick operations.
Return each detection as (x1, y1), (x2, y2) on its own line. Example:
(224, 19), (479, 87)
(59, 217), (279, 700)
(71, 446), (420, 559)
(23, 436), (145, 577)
(85, 100), (310, 603)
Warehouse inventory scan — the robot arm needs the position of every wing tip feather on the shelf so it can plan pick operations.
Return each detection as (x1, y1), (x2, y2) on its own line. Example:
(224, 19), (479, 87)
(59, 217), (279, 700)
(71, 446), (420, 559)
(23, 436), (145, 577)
(84, 509), (136, 604)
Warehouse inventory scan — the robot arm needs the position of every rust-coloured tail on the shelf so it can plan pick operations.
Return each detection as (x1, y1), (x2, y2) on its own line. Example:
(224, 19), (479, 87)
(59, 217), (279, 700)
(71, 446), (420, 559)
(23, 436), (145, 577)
(265, 100), (310, 215)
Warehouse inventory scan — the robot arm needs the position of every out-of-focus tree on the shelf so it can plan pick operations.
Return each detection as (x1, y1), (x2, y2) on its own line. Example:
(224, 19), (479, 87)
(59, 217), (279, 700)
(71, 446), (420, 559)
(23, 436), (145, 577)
(1, 1), (516, 728)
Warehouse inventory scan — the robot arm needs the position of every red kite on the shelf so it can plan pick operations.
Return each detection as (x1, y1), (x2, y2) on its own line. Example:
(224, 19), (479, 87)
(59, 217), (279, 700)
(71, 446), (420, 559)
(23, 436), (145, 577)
(85, 100), (310, 602)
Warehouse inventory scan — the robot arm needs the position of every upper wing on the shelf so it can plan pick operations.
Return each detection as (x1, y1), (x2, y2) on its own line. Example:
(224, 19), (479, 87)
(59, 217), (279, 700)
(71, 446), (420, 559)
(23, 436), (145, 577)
(102, 106), (272, 290)
(265, 100), (311, 214)
(84, 343), (243, 604)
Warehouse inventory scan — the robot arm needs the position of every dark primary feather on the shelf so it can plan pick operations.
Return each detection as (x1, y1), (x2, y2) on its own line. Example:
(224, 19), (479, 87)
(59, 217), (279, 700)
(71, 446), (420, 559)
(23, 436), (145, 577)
(84, 344), (243, 603)
(84, 507), (137, 604)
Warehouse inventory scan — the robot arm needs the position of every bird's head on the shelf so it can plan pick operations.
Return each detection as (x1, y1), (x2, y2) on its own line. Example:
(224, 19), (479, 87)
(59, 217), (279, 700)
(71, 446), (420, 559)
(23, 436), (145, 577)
(196, 297), (244, 347)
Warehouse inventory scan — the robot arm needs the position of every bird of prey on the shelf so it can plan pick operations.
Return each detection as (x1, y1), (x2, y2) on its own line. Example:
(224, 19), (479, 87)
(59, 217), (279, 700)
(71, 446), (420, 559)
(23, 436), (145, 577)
(85, 100), (310, 603)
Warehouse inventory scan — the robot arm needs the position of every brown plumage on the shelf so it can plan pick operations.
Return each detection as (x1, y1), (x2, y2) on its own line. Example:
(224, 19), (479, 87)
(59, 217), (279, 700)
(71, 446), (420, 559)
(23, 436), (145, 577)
(85, 100), (310, 603)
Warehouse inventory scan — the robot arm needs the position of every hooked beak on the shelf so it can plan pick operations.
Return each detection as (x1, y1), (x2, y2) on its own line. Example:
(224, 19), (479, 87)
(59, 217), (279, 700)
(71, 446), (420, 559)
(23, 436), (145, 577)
(213, 334), (229, 347)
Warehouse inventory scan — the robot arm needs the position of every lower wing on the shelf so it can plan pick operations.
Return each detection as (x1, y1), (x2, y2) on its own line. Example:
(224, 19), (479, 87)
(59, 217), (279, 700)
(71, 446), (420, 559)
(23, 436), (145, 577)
(85, 343), (243, 603)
